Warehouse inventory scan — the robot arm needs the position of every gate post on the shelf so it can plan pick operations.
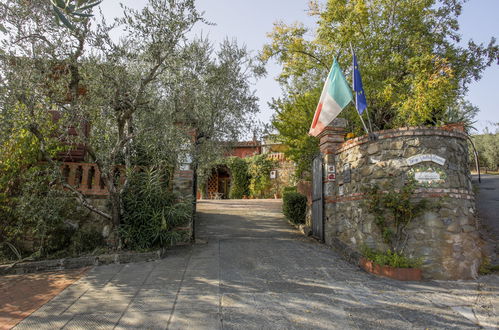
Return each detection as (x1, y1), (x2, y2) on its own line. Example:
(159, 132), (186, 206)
(317, 118), (347, 244)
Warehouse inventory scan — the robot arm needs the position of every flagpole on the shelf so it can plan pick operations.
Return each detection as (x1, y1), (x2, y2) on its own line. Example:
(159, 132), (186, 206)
(365, 107), (374, 132)
(354, 94), (370, 135)
(350, 43), (370, 136)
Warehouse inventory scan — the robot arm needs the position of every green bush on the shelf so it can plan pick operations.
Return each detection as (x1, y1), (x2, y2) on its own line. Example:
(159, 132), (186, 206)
(121, 168), (192, 250)
(0, 165), (84, 260)
(281, 186), (297, 195)
(226, 157), (250, 199)
(247, 154), (277, 198)
(282, 192), (307, 224)
(70, 228), (105, 255)
(361, 246), (422, 269)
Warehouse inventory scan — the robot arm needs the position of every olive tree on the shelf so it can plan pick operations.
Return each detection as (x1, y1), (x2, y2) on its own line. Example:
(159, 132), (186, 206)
(0, 0), (203, 244)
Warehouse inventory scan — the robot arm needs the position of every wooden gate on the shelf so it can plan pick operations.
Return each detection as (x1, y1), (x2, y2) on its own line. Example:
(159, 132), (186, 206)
(312, 154), (324, 241)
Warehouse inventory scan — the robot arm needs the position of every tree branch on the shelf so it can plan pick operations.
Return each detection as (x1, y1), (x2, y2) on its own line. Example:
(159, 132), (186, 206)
(27, 123), (112, 220)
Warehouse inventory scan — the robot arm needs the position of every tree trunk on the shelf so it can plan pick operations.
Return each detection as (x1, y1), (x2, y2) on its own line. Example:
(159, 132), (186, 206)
(108, 191), (122, 248)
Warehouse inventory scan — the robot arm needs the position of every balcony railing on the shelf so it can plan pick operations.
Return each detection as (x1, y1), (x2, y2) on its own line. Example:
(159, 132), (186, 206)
(267, 152), (286, 161)
(61, 162), (125, 196)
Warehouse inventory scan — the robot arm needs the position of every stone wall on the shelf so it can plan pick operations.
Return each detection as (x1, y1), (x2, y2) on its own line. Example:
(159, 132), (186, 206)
(272, 160), (297, 197)
(320, 120), (481, 280)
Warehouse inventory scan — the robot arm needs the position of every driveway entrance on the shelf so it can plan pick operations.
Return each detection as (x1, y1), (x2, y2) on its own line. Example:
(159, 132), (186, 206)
(13, 200), (498, 329)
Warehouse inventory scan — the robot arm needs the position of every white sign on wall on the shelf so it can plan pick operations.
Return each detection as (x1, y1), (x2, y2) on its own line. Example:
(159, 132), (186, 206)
(414, 171), (441, 183)
(270, 170), (277, 179)
(407, 154), (446, 166)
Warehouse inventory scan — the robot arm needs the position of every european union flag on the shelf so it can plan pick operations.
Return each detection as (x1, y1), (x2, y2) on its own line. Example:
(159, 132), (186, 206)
(352, 51), (367, 114)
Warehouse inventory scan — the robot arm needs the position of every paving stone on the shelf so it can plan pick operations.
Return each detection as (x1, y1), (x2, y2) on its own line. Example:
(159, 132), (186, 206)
(13, 315), (72, 330)
(169, 309), (221, 330)
(62, 312), (122, 329)
(64, 297), (130, 315)
(136, 284), (180, 297)
(127, 296), (176, 312)
(175, 294), (220, 311)
(115, 311), (169, 329)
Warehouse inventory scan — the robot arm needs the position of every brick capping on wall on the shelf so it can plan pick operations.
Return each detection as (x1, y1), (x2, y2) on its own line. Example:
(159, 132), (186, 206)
(336, 126), (467, 154)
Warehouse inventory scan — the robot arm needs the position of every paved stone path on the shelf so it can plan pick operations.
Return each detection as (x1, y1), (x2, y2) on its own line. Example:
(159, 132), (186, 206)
(0, 268), (88, 330)
(14, 199), (499, 329)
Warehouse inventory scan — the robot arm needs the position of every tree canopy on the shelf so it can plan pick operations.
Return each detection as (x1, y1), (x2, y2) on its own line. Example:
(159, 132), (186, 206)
(0, 0), (261, 245)
(262, 0), (498, 176)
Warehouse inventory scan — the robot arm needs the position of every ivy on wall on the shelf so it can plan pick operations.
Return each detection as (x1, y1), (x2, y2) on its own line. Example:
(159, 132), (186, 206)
(225, 157), (250, 199)
(364, 178), (430, 254)
(247, 155), (278, 199)
(216, 155), (279, 199)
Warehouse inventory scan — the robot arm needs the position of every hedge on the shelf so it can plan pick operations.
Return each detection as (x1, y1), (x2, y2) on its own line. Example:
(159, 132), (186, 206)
(282, 191), (307, 224)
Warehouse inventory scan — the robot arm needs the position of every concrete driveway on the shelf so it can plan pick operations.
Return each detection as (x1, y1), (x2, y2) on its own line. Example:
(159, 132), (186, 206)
(14, 199), (499, 329)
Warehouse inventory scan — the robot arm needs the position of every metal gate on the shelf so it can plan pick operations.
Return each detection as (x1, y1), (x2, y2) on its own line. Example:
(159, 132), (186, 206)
(312, 154), (324, 241)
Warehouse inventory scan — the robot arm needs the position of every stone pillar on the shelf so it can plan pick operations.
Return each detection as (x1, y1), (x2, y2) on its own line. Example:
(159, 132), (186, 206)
(317, 119), (347, 247)
(318, 118), (347, 197)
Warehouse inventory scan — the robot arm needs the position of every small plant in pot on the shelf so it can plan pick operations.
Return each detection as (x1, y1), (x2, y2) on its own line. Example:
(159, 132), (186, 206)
(362, 178), (430, 280)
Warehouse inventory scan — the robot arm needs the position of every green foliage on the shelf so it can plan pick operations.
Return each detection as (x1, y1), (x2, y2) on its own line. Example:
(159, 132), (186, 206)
(247, 155), (278, 198)
(0, 164), (85, 261)
(282, 186), (297, 195)
(51, 0), (102, 30)
(70, 227), (105, 255)
(364, 178), (429, 253)
(282, 191), (307, 224)
(271, 91), (320, 178)
(361, 246), (423, 269)
(225, 157), (250, 199)
(121, 168), (192, 250)
(263, 0), (497, 174)
(471, 127), (499, 170)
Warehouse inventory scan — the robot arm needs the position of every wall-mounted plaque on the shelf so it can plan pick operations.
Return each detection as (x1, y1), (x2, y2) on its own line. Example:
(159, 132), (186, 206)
(270, 170), (277, 179)
(408, 166), (446, 186)
(407, 154), (446, 166)
(414, 171), (440, 182)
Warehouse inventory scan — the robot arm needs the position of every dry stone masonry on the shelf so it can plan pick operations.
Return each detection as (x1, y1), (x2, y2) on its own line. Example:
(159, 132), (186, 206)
(319, 119), (481, 280)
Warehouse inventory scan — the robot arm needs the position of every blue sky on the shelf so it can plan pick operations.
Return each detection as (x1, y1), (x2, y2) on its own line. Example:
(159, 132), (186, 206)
(102, 0), (498, 133)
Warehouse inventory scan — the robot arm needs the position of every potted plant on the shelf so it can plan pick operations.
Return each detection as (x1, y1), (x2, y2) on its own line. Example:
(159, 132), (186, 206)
(360, 246), (422, 281)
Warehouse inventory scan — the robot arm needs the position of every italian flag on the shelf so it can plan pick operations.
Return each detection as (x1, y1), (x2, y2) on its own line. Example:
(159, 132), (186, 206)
(309, 58), (353, 137)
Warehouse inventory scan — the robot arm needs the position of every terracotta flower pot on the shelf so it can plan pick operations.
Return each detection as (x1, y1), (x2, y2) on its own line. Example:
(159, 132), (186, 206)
(441, 122), (465, 132)
(359, 257), (422, 281)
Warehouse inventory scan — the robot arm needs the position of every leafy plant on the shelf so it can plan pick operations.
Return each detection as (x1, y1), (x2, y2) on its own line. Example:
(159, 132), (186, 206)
(247, 154), (277, 198)
(225, 157), (250, 199)
(364, 178), (429, 254)
(282, 191), (307, 225)
(281, 186), (297, 195)
(51, 0), (102, 30)
(361, 246), (422, 269)
(120, 168), (192, 250)
(70, 227), (105, 255)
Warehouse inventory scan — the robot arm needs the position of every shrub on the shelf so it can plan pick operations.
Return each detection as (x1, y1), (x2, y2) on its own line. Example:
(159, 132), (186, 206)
(364, 178), (429, 253)
(121, 168), (192, 250)
(226, 157), (250, 199)
(282, 191), (307, 224)
(70, 228), (105, 255)
(247, 154), (277, 198)
(0, 165), (83, 260)
(281, 186), (297, 195)
(361, 246), (423, 269)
